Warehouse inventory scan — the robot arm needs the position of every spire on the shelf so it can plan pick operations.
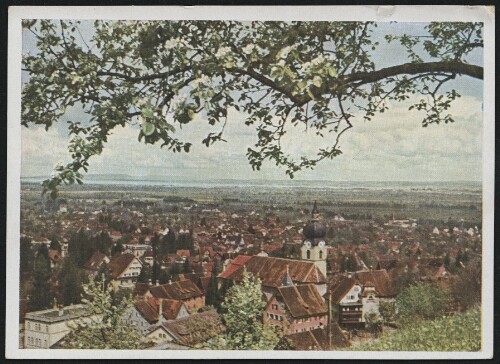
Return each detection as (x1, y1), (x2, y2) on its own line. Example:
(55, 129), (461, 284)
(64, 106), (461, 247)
(312, 200), (319, 218)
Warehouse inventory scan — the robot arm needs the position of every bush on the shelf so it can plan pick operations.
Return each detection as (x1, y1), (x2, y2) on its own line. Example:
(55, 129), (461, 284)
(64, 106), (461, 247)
(396, 282), (449, 324)
(353, 308), (481, 351)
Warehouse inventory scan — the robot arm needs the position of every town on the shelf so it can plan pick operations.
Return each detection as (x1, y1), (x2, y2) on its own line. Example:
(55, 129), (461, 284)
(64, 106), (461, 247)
(19, 180), (482, 350)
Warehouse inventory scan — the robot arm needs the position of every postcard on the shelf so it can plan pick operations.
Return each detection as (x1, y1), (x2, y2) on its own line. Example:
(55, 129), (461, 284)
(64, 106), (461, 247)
(6, 5), (494, 360)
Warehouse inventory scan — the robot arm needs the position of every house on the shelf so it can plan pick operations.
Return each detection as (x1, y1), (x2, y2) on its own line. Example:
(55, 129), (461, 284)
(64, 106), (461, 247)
(219, 255), (327, 299)
(280, 324), (349, 350)
(327, 275), (364, 328)
(83, 251), (110, 274)
(146, 310), (223, 348)
(176, 250), (191, 261)
(122, 297), (190, 334)
(108, 253), (143, 291)
(145, 280), (205, 313)
(24, 304), (90, 349)
(354, 269), (397, 301)
(124, 243), (150, 258)
(142, 249), (154, 266)
(264, 281), (328, 335)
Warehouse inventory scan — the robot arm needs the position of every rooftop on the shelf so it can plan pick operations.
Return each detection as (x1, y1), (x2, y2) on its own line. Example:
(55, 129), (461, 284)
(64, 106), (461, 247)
(25, 304), (90, 323)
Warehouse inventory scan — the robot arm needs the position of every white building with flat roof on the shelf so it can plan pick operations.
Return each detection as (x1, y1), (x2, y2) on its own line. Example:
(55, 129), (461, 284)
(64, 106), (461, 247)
(24, 304), (90, 349)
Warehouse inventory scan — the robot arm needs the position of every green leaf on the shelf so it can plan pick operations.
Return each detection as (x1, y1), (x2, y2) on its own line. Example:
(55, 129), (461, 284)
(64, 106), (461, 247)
(141, 122), (155, 136)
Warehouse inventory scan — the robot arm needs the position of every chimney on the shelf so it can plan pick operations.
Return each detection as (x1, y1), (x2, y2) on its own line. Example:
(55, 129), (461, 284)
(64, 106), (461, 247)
(158, 299), (163, 321)
(168, 280), (172, 284)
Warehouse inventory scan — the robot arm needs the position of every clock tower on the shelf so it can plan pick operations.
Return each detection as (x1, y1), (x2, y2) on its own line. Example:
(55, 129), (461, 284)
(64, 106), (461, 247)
(301, 201), (327, 276)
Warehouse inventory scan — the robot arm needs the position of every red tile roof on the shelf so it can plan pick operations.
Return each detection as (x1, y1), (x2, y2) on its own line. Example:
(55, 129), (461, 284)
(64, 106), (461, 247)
(327, 275), (357, 304)
(148, 280), (204, 301)
(161, 310), (223, 347)
(219, 255), (326, 288)
(284, 324), (349, 350)
(108, 253), (137, 279)
(83, 251), (109, 271)
(278, 284), (327, 318)
(176, 250), (191, 258)
(354, 269), (396, 297)
(133, 282), (151, 297)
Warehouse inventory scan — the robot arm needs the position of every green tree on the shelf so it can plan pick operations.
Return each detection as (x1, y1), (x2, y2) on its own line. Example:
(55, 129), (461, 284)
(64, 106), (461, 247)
(137, 264), (151, 283)
(206, 270), (281, 350)
(364, 311), (383, 335)
(205, 275), (221, 309)
(111, 242), (124, 256)
(20, 236), (33, 273)
(21, 20), (483, 197)
(63, 275), (149, 349)
(450, 258), (481, 310)
(95, 262), (112, 289)
(353, 308), (481, 352)
(183, 257), (192, 273)
(396, 282), (449, 324)
(68, 228), (90, 267)
(379, 300), (397, 325)
(59, 258), (85, 306)
(49, 236), (62, 252)
(29, 254), (52, 311)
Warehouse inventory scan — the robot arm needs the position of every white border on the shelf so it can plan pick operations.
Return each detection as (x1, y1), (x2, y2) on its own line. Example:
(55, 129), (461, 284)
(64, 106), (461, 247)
(7, 5), (495, 360)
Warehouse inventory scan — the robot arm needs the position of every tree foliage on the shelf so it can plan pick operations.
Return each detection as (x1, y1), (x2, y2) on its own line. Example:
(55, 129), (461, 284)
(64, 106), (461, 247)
(21, 20), (483, 197)
(451, 258), (481, 310)
(206, 270), (281, 350)
(353, 307), (481, 351)
(29, 253), (52, 311)
(396, 282), (449, 324)
(63, 275), (148, 349)
(59, 257), (86, 306)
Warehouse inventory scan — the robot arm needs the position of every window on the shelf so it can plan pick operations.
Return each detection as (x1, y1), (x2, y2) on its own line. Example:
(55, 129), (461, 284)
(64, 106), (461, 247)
(45, 325), (48, 332)
(319, 250), (323, 259)
(44, 340), (47, 348)
(27, 322), (30, 330)
(272, 304), (278, 310)
(306, 250), (311, 259)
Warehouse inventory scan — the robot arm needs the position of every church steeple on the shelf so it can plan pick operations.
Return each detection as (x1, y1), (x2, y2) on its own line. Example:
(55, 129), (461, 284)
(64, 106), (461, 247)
(301, 201), (328, 277)
(311, 200), (319, 219)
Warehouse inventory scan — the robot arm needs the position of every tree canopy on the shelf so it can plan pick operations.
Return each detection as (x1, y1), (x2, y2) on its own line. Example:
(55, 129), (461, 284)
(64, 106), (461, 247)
(21, 20), (483, 197)
(206, 270), (281, 349)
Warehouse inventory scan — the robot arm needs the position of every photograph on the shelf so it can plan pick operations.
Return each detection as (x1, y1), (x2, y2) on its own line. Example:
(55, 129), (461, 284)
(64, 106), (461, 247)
(6, 5), (494, 360)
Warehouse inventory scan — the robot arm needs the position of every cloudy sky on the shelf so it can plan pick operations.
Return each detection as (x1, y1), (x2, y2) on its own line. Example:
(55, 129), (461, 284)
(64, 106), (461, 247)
(21, 21), (483, 182)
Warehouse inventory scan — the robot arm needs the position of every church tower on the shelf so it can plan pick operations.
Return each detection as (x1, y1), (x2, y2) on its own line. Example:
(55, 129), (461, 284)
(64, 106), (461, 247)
(301, 201), (327, 276)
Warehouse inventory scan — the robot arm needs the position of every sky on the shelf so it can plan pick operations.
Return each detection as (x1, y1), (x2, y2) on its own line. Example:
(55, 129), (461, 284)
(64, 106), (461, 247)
(21, 21), (484, 182)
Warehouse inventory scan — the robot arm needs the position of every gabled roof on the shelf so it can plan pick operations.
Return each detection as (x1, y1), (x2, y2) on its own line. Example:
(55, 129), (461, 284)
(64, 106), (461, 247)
(284, 324), (349, 350)
(162, 299), (185, 321)
(83, 251), (109, 271)
(133, 283), (151, 297)
(108, 253), (140, 279)
(327, 275), (357, 304)
(161, 310), (223, 347)
(219, 255), (326, 287)
(148, 280), (204, 301)
(135, 298), (160, 324)
(354, 269), (396, 297)
(278, 284), (327, 318)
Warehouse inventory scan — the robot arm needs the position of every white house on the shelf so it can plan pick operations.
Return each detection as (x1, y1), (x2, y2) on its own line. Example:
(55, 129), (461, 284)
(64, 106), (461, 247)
(24, 304), (90, 349)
